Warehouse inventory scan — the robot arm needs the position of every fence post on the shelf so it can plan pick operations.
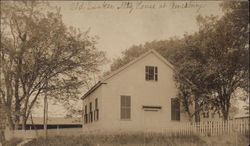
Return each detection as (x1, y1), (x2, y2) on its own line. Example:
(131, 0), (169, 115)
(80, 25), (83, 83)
(57, 125), (59, 135)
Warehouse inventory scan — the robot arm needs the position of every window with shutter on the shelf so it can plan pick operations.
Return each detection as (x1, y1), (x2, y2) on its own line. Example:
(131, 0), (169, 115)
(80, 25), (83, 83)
(84, 105), (88, 124)
(171, 98), (180, 121)
(95, 98), (99, 121)
(121, 96), (131, 120)
(89, 102), (92, 123)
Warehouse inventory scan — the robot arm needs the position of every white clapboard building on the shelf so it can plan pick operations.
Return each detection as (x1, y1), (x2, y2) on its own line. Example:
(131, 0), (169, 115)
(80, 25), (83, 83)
(81, 49), (219, 133)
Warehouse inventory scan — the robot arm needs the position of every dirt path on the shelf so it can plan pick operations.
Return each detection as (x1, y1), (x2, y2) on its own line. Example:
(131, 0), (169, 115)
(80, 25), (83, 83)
(17, 139), (33, 146)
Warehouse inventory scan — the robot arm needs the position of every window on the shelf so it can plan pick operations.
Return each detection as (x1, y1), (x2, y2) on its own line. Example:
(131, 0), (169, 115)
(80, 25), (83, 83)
(94, 98), (99, 121)
(171, 98), (180, 121)
(89, 102), (93, 123)
(84, 105), (88, 124)
(121, 96), (131, 120)
(145, 66), (158, 81)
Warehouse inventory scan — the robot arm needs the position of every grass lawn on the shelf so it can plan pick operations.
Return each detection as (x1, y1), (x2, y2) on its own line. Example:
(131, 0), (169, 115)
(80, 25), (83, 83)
(1, 138), (22, 146)
(23, 133), (249, 146)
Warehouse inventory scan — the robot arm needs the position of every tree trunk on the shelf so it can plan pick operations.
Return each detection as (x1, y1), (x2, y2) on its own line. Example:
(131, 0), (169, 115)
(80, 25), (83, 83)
(6, 111), (14, 130)
(21, 116), (26, 130)
(14, 74), (21, 130)
(185, 107), (193, 122)
(0, 130), (5, 142)
(14, 103), (21, 130)
(188, 115), (193, 123)
(14, 119), (19, 130)
(221, 95), (230, 121)
(223, 111), (229, 120)
(222, 102), (230, 120)
(43, 88), (48, 139)
(195, 101), (200, 123)
(30, 113), (39, 138)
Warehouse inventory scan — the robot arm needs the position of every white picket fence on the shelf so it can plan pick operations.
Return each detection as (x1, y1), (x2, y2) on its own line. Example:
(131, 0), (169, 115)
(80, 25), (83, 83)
(4, 118), (249, 140)
(165, 118), (249, 136)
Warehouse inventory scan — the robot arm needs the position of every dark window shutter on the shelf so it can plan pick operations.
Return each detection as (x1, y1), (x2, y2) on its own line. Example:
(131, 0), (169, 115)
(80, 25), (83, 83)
(96, 109), (99, 120)
(84, 105), (88, 123)
(126, 96), (131, 119)
(155, 67), (158, 81)
(86, 114), (88, 123)
(121, 96), (125, 119)
(171, 99), (175, 120)
(176, 99), (180, 120)
(95, 98), (98, 121)
(121, 96), (131, 120)
(155, 67), (158, 73)
(145, 66), (149, 80)
(89, 102), (92, 112)
(171, 98), (180, 121)
(89, 102), (92, 122)
(95, 98), (98, 109)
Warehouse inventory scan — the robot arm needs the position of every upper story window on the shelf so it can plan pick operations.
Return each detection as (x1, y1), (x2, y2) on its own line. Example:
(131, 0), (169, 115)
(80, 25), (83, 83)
(121, 96), (131, 120)
(145, 66), (158, 81)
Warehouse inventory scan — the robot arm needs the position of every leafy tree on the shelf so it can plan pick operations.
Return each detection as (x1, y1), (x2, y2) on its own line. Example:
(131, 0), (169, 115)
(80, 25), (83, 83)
(198, 1), (248, 120)
(104, 38), (185, 75)
(169, 1), (249, 121)
(106, 1), (248, 121)
(0, 1), (106, 130)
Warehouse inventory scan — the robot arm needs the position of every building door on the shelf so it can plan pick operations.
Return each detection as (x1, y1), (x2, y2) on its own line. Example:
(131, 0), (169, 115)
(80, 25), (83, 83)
(143, 110), (162, 132)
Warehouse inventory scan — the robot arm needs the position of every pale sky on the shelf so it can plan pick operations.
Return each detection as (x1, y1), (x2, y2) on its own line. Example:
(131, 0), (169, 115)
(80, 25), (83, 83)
(53, 1), (223, 59)
(34, 1), (228, 117)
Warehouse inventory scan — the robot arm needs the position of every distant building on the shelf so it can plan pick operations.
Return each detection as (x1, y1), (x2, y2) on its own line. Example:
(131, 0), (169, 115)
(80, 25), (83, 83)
(81, 49), (220, 133)
(234, 116), (250, 120)
(23, 117), (82, 130)
(234, 112), (250, 120)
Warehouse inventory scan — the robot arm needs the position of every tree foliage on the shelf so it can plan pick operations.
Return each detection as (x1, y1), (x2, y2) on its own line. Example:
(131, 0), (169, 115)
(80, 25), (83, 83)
(0, 1), (106, 129)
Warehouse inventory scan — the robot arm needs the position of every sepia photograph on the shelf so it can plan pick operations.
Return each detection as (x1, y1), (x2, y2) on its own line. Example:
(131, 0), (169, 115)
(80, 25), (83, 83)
(0, 1), (249, 146)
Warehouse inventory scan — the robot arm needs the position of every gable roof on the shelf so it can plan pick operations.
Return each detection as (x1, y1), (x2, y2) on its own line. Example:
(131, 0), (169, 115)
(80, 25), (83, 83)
(103, 49), (174, 81)
(81, 49), (175, 100)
